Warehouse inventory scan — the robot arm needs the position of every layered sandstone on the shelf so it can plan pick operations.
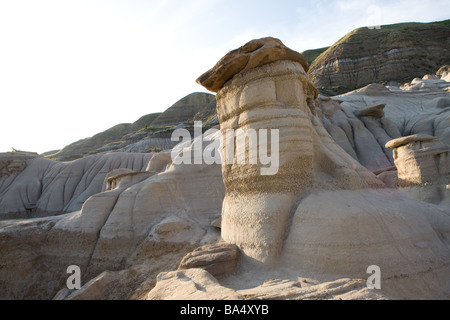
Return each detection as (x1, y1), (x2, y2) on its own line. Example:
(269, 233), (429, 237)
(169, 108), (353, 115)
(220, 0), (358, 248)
(386, 134), (450, 204)
(195, 37), (450, 299)
(177, 241), (240, 279)
(328, 74), (450, 175)
(146, 268), (387, 300)
(197, 37), (382, 266)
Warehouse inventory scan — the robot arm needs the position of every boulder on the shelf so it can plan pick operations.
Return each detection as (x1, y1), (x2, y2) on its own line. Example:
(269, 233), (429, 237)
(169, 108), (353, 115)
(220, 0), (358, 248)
(147, 268), (243, 300)
(354, 104), (386, 118)
(385, 133), (438, 149)
(178, 241), (239, 279)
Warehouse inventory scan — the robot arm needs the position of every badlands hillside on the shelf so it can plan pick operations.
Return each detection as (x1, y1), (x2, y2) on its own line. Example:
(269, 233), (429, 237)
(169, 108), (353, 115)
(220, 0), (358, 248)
(43, 20), (450, 162)
(43, 92), (216, 161)
(308, 19), (450, 95)
(0, 22), (449, 301)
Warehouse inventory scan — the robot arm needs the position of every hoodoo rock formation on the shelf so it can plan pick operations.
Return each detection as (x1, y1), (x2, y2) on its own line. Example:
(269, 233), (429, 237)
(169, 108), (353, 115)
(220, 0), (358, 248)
(0, 152), (156, 219)
(197, 37), (380, 266)
(386, 134), (450, 205)
(197, 38), (317, 265)
(196, 37), (450, 298)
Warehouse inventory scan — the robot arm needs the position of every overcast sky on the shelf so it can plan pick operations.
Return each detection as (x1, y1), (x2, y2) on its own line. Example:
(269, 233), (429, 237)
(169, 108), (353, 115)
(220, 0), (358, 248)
(1, 0), (449, 154)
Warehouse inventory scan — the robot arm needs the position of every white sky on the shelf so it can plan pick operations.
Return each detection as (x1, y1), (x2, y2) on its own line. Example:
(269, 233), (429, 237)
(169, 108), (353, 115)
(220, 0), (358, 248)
(1, 0), (449, 154)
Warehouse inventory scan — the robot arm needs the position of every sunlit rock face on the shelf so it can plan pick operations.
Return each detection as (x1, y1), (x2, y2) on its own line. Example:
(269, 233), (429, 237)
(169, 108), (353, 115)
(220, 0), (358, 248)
(197, 37), (450, 299)
(2, 33), (450, 300)
(197, 38), (316, 265)
(386, 134), (450, 204)
(197, 37), (380, 266)
(215, 60), (316, 266)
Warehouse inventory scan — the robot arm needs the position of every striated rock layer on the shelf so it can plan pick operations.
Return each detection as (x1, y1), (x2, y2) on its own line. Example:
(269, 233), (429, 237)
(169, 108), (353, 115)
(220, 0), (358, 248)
(322, 73), (450, 175)
(386, 134), (450, 204)
(215, 60), (317, 265)
(198, 37), (382, 266)
(197, 37), (450, 299)
(308, 20), (450, 94)
(0, 140), (225, 299)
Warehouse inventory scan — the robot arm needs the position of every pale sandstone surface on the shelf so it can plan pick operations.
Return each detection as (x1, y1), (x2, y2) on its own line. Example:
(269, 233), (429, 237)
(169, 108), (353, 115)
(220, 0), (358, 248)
(177, 241), (240, 279)
(280, 188), (450, 299)
(307, 20), (450, 94)
(0, 136), (225, 299)
(188, 37), (450, 300)
(210, 45), (383, 266)
(1, 37), (450, 300)
(335, 77), (450, 149)
(316, 74), (450, 173)
(0, 152), (39, 176)
(146, 267), (388, 300)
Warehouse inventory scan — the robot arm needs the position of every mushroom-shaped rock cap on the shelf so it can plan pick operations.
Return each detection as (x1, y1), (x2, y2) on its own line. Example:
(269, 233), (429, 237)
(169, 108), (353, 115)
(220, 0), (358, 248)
(385, 134), (438, 149)
(354, 104), (386, 118)
(196, 37), (309, 92)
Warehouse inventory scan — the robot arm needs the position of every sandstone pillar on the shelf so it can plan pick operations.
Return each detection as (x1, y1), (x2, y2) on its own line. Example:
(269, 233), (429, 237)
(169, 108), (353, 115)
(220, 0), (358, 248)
(196, 37), (318, 266)
(386, 133), (450, 204)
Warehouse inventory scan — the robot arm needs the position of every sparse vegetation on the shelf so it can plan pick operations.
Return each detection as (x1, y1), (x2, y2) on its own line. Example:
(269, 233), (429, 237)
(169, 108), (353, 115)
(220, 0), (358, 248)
(136, 125), (173, 134)
(145, 147), (162, 153)
(308, 19), (450, 94)
(301, 47), (330, 66)
(41, 93), (217, 161)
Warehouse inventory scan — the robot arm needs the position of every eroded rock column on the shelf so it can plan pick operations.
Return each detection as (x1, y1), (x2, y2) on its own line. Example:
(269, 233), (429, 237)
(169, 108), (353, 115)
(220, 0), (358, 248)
(197, 37), (318, 266)
(386, 133), (450, 204)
